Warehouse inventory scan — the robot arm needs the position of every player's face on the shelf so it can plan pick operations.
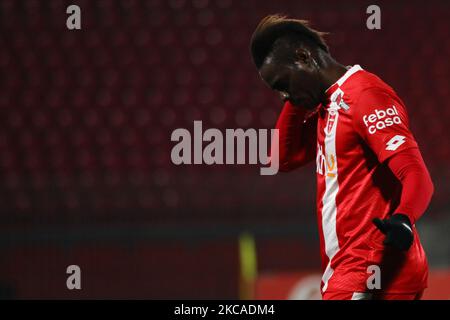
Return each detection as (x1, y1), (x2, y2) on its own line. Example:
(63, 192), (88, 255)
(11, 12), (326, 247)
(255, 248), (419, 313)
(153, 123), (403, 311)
(259, 54), (323, 110)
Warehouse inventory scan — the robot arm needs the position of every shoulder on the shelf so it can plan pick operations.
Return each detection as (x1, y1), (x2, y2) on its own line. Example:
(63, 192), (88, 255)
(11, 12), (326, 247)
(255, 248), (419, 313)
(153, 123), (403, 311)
(344, 70), (394, 100)
(342, 70), (405, 117)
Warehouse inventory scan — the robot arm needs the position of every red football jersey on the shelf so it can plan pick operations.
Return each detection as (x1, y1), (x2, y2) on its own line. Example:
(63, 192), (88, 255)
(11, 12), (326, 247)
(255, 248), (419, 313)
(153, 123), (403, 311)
(312, 65), (428, 294)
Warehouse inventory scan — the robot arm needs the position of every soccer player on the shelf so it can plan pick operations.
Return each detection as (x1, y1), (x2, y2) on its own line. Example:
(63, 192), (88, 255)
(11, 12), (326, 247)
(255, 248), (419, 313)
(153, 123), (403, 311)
(250, 15), (434, 300)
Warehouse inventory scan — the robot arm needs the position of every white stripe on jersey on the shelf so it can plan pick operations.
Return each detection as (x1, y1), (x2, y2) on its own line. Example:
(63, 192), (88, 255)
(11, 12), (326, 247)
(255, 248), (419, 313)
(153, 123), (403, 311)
(351, 292), (373, 300)
(336, 65), (362, 87)
(321, 108), (340, 293)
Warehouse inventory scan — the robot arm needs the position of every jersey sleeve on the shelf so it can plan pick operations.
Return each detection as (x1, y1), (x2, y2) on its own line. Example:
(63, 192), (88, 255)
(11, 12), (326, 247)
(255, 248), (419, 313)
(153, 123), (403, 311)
(352, 86), (418, 163)
(386, 148), (434, 224)
(274, 101), (317, 171)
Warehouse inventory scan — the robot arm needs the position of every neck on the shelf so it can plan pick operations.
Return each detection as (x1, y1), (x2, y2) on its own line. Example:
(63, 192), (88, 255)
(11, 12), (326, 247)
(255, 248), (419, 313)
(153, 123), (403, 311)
(319, 56), (348, 92)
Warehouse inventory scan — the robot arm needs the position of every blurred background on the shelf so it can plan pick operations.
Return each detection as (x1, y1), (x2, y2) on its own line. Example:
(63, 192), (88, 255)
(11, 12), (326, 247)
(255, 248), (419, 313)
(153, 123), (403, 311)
(0, 0), (448, 299)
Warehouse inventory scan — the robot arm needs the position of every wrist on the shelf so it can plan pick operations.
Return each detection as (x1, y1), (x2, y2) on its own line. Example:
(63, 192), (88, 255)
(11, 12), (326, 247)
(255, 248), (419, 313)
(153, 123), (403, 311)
(392, 213), (412, 227)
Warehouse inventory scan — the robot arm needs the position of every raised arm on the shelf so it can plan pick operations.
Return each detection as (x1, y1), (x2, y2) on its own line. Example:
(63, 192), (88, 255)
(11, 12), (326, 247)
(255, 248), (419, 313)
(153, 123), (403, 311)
(274, 101), (317, 172)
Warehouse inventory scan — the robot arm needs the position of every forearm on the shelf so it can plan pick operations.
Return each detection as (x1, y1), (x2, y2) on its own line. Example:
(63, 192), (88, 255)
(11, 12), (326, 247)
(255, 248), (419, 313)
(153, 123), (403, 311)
(274, 101), (316, 171)
(387, 148), (434, 224)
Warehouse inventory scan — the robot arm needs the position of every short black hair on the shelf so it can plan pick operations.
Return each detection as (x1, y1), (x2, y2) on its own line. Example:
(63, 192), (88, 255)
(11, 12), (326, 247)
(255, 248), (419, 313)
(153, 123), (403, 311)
(250, 14), (329, 69)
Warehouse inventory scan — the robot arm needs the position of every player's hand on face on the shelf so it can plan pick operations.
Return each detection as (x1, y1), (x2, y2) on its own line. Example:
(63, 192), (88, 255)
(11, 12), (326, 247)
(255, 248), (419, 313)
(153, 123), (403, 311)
(372, 214), (414, 251)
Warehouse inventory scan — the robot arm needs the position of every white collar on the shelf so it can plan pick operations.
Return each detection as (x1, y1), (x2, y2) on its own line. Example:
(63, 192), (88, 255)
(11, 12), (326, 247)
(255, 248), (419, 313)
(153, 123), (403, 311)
(325, 64), (363, 93)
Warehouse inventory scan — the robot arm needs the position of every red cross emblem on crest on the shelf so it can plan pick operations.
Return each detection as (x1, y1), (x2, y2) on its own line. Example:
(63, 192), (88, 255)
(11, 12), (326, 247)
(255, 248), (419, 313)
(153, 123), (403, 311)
(335, 93), (342, 106)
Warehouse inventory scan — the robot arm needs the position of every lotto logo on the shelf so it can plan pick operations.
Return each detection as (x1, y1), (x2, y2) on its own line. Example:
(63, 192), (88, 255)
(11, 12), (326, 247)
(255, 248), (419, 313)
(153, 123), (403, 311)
(362, 106), (401, 134)
(386, 135), (406, 151)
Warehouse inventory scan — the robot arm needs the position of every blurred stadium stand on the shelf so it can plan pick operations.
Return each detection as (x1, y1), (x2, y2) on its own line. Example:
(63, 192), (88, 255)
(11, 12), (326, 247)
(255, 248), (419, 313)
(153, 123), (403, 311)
(0, 0), (448, 298)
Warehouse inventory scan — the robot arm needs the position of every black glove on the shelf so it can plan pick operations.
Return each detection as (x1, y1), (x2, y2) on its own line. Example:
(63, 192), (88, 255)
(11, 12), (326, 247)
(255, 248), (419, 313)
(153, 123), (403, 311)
(372, 214), (414, 251)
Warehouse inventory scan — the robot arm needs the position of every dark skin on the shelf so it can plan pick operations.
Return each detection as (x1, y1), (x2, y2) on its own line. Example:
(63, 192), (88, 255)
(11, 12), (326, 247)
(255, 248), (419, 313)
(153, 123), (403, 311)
(259, 40), (348, 110)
